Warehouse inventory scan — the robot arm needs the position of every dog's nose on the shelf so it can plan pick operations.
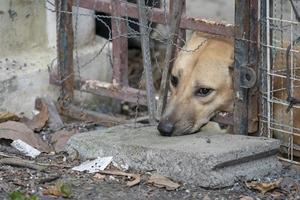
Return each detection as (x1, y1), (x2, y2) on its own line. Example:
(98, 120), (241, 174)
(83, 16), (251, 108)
(157, 121), (175, 136)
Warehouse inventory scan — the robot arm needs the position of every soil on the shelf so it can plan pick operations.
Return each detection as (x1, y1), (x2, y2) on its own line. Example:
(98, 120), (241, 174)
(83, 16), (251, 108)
(1, 141), (300, 200)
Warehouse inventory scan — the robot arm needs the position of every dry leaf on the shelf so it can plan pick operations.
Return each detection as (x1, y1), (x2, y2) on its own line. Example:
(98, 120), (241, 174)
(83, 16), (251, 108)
(99, 169), (141, 187)
(43, 182), (71, 198)
(0, 121), (51, 152)
(25, 99), (49, 132)
(0, 112), (20, 123)
(147, 173), (180, 190)
(51, 130), (75, 152)
(239, 195), (254, 200)
(245, 178), (283, 194)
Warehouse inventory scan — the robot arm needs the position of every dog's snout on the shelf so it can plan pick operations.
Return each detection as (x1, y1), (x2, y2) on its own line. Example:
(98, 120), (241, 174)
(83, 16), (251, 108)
(157, 120), (175, 136)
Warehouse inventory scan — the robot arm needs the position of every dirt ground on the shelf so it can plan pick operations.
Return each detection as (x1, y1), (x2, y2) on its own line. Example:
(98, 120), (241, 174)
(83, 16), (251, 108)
(0, 138), (300, 200)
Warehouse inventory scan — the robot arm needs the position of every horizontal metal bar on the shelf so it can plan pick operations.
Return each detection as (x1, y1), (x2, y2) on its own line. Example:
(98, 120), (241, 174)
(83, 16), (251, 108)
(50, 73), (148, 105)
(77, 0), (234, 37)
(60, 104), (129, 127)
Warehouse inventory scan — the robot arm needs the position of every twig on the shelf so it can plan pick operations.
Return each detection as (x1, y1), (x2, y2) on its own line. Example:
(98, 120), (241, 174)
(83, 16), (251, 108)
(38, 174), (61, 184)
(0, 157), (46, 171)
(0, 152), (15, 158)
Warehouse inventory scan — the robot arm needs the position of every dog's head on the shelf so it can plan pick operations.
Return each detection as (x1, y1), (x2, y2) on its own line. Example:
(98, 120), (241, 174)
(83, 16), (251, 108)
(158, 33), (234, 136)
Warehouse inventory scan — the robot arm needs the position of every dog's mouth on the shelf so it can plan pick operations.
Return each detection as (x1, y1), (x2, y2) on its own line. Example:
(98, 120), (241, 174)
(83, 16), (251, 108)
(200, 122), (208, 129)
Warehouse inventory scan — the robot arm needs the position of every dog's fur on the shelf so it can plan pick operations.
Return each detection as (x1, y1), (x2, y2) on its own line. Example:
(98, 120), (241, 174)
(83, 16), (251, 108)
(158, 32), (234, 136)
(158, 32), (300, 156)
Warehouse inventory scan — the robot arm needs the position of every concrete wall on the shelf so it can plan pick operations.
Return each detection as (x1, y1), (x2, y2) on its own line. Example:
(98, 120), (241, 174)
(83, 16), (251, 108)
(0, 0), (113, 117)
(0, 0), (47, 57)
(187, 0), (234, 23)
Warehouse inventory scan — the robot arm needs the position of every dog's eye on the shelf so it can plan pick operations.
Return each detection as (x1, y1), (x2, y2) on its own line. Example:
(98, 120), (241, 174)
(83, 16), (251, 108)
(170, 75), (179, 87)
(195, 88), (213, 97)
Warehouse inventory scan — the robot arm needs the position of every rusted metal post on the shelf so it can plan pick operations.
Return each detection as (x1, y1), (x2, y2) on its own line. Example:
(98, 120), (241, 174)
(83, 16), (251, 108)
(56, 0), (74, 106)
(111, 0), (128, 86)
(157, 0), (185, 117)
(233, 0), (250, 135)
(248, 0), (259, 134)
(234, 0), (259, 135)
(174, 0), (186, 49)
(137, 0), (157, 124)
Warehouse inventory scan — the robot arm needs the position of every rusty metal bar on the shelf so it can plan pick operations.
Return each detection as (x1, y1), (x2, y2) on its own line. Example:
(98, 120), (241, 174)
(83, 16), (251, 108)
(234, 0), (250, 135)
(157, 0), (185, 117)
(50, 73), (148, 105)
(234, 0), (259, 135)
(56, 0), (74, 106)
(177, 0), (186, 48)
(248, 0), (259, 134)
(259, 0), (268, 136)
(59, 104), (129, 127)
(137, 0), (157, 124)
(76, 0), (234, 37)
(111, 0), (128, 86)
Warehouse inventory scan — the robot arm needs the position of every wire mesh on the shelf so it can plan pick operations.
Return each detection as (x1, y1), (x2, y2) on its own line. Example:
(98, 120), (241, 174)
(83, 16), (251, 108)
(260, 0), (300, 164)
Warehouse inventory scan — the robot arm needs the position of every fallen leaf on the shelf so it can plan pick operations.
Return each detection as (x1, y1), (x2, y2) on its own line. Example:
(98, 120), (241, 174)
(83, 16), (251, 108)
(245, 178), (283, 194)
(43, 182), (71, 198)
(51, 130), (75, 152)
(147, 173), (180, 190)
(0, 112), (19, 123)
(0, 121), (51, 152)
(99, 169), (141, 187)
(25, 98), (49, 132)
(239, 195), (254, 200)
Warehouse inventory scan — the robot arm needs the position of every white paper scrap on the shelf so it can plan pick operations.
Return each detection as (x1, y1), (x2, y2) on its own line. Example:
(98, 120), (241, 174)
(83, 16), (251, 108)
(72, 156), (113, 173)
(11, 139), (41, 158)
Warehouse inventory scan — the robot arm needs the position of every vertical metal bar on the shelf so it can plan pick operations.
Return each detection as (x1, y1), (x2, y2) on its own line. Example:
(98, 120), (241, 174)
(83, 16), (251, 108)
(289, 2), (294, 161)
(137, 0), (157, 124)
(234, 0), (250, 135)
(259, 0), (268, 136)
(56, 0), (74, 106)
(170, 0), (186, 49)
(266, 0), (272, 138)
(248, 0), (259, 134)
(157, 0), (184, 117)
(111, 0), (128, 86)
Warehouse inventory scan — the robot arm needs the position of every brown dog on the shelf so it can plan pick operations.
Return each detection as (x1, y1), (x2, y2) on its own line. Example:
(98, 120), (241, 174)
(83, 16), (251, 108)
(157, 31), (300, 156)
(158, 32), (234, 136)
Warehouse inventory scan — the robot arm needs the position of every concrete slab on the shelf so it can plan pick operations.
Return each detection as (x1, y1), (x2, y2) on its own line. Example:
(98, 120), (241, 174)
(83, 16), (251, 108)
(66, 124), (282, 188)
